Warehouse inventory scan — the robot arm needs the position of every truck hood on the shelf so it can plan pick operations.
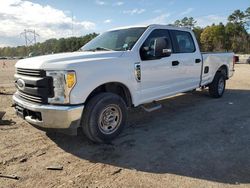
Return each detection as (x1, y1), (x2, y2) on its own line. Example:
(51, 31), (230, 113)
(15, 51), (124, 70)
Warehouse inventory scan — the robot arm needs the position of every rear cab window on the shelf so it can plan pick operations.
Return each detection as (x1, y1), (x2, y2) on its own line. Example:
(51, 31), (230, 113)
(170, 30), (196, 53)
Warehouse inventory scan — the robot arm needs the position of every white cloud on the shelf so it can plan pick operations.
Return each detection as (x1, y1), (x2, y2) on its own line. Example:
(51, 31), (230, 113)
(180, 8), (194, 16)
(104, 19), (112, 24)
(196, 15), (227, 27)
(114, 1), (124, 6)
(123, 8), (146, 15)
(0, 0), (96, 47)
(141, 13), (171, 25)
(95, 0), (106, 5)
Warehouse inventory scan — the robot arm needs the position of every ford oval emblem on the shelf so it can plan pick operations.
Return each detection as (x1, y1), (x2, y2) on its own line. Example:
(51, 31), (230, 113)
(17, 79), (25, 90)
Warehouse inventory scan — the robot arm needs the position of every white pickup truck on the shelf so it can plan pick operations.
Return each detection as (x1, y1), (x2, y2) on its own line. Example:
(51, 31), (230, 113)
(13, 24), (235, 143)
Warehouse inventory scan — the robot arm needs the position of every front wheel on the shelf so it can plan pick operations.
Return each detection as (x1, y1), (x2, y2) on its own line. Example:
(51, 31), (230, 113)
(209, 72), (226, 98)
(81, 93), (127, 143)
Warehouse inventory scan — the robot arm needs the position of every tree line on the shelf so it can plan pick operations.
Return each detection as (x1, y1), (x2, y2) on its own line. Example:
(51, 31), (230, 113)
(0, 7), (249, 57)
(0, 33), (98, 57)
(174, 7), (250, 53)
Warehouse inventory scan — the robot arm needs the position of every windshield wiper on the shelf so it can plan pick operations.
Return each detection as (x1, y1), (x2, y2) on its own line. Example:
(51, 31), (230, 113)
(85, 47), (113, 52)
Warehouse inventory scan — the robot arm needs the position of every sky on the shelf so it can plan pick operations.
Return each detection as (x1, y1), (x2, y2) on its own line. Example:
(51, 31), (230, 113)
(0, 0), (249, 47)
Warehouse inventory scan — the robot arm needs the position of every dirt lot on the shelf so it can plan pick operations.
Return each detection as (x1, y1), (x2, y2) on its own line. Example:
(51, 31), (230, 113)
(0, 60), (250, 188)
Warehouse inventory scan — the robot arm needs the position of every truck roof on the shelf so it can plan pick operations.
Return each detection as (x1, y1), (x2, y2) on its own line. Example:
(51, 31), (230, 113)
(109, 24), (192, 32)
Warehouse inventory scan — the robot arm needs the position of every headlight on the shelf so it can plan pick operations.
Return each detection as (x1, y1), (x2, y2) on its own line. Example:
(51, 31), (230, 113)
(66, 71), (76, 88)
(46, 70), (76, 104)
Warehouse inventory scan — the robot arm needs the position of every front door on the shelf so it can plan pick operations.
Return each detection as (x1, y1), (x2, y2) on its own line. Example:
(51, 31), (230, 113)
(139, 29), (183, 103)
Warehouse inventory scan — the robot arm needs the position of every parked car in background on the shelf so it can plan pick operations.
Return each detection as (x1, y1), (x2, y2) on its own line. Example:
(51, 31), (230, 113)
(246, 57), (250, 64)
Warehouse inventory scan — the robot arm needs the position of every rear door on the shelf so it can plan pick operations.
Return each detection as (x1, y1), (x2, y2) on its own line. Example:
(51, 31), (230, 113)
(169, 30), (202, 90)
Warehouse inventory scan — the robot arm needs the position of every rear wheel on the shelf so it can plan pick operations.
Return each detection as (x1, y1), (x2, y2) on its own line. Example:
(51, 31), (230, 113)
(209, 72), (226, 98)
(81, 92), (127, 143)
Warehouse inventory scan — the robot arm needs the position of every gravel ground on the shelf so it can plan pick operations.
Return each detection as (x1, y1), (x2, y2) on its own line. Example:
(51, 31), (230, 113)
(0, 60), (250, 188)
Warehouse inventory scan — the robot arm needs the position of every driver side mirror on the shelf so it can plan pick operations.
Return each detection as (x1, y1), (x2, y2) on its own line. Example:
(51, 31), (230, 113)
(154, 37), (172, 58)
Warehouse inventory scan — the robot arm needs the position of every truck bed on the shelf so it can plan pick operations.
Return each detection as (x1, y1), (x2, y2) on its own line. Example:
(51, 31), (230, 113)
(201, 52), (234, 86)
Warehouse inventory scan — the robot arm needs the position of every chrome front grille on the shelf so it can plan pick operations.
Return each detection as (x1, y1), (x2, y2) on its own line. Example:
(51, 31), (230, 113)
(16, 68), (46, 77)
(15, 68), (53, 104)
(17, 91), (43, 103)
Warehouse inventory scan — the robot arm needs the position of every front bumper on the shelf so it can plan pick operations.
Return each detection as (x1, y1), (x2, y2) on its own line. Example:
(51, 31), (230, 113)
(13, 93), (84, 129)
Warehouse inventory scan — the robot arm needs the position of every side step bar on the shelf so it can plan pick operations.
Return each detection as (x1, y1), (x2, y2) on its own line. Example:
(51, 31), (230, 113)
(140, 102), (162, 112)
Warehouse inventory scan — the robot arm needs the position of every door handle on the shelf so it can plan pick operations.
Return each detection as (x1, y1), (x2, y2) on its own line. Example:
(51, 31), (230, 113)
(195, 59), (201, 63)
(172, 61), (179, 66)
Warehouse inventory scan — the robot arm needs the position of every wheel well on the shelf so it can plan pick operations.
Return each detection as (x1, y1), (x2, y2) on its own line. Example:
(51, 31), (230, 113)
(85, 82), (133, 107)
(217, 65), (228, 79)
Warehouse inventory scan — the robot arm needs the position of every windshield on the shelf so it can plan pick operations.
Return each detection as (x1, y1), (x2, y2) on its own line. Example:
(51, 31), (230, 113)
(81, 27), (146, 51)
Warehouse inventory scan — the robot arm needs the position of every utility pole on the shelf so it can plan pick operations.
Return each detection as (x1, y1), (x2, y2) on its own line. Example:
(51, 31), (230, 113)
(20, 29), (39, 56)
(20, 29), (39, 46)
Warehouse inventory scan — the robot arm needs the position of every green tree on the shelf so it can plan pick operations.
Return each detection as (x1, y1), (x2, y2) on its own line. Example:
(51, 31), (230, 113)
(244, 7), (250, 29)
(192, 26), (203, 48)
(200, 24), (227, 52)
(228, 9), (245, 26)
(225, 18), (249, 53)
(228, 7), (250, 29)
(174, 17), (197, 28)
(0, 32), (98, 57)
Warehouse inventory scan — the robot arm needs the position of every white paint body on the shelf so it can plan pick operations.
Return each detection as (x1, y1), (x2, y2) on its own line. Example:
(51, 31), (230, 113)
(15, 25), (234, 107)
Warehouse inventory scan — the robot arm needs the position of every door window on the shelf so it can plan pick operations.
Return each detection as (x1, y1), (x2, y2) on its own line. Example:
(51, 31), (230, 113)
(170, 30), (195, 53)
(140, 29), (172, 61)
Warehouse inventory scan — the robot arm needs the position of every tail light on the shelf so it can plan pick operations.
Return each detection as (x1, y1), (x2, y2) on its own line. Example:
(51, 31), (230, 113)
(233, 55), (239, 69)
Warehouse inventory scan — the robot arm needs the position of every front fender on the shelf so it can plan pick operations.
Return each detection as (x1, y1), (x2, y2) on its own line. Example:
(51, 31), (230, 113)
(69, 61), (139, 105)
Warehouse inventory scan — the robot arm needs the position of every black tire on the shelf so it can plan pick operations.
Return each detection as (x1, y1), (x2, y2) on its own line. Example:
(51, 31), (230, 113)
(81, 92), (127, 143)
(209, 72), (226, 98)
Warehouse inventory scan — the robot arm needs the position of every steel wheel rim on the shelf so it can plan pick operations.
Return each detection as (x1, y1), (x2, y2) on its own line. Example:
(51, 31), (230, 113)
(98, 104), (122, 135)
(218, 77), (225, 95)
